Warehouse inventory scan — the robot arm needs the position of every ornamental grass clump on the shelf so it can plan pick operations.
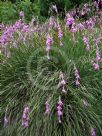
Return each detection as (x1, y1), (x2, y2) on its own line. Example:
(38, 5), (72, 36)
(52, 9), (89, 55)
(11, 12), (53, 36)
(0, 4), (102, 136)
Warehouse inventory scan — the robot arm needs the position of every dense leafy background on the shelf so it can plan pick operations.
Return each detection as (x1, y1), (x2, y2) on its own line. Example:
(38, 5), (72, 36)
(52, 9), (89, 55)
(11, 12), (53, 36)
(0, 0), (91, 23)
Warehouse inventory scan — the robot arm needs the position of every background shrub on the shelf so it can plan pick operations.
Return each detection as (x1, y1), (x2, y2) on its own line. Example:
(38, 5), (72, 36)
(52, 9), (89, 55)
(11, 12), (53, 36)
(0, 1), (17, 24)
(0, 0), (92, 24)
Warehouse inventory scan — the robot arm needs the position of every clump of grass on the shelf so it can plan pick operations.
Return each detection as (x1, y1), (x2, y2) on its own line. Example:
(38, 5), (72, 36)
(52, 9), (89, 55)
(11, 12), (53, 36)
(1, 26), (102, 136)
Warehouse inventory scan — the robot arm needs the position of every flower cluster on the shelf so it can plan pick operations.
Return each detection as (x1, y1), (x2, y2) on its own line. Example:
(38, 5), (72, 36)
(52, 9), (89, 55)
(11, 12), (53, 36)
(82, 33), (90, 51)
(78, 23), (84, 30)
(71, 23), (77, 33)
(0, 19), (22, 46)
(4, 115), (9, 127)
(95, 46), (101, 62)
(74, 65), (80, 86)
(22, 105), (30, 127)
(58, 71), (66, 94)
(86, 19), (94, 29)
(92, 42), (101, 71)
(49, 17), (54, 30)
(57, 23), (63, 46)
(19, 11), (24, 17)
(66, 13), (74, 29)
(21, 25), (29, 33)
(92, 62), (99, 71)
(46, 34), (53, 59)
(57, 96), (63, 123)
(94, 1), (99, 11)
(45, 98), (50, 115)
(91, 128), (96, 136)
(80, 4), (90, 16)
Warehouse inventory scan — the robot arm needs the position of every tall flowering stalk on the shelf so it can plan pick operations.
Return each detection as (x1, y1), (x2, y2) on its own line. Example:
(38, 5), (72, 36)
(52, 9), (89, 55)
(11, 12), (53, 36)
(95, 46), (101, 62)
(58, 71), (66, 94)
(4, 109), (9, 127)
(57, 96), (63, 123)
(22, 105), (30, 127)
(45, 98), (50, 115)
(74, 65), (80, 86)
(82, 33), (90, 51)
(92, 45), (101, 71)
(46, 34), (52, 59)
(49, 17), (54, 30)
(57, 23), (63, 46)
(91, 128), (96, 136)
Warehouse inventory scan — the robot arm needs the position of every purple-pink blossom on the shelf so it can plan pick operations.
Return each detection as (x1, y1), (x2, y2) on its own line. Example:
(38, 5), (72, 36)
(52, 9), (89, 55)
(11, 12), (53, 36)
(58, 71), (67, 94)
(19, 11), (24, 17)
(82, 33), (90, 51)
(74, 65), (80, 86)
(4, 115), (9, 127)
(91, 128), (96, 136)
(66, 13), (74, 27)
(71, 23), (77, 33)
(22, 105), (29, 127)
(49, 17), (54, 30)
(57, 23), (63, 46)
(95, 46), (101, 62)
(57, 96), (63, 123)
(46, 34), (53, 59)
(21, 25), (29, 33)
(92, 62), (99, 71)
(45, 98), (50, 115)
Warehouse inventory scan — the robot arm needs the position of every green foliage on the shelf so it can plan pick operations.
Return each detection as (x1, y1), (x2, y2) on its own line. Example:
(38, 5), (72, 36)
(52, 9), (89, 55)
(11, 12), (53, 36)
(39, 0), (91, 17)
(0, 1), (17, 24)
(0, 0), (92, 24)
(16, 0), (34, 21)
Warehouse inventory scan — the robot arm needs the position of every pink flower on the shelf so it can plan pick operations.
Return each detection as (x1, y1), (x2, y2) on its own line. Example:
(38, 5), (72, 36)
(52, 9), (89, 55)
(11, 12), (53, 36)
(58, 29), (63, 39)
(94, 1), (99, 11)
(21, 25), (29, 33)
(45, 98), (50, 115)
(22, 105), (29, 127)
(19, 11), (24, 17)
(71, 24), (77, 33)
(46, 34), (52, 59)
(91, 128), (96, 136)
(57, 96), (63, 123)
(57, 23), (63, 46)
(86, 19), (94, 29)
(74, 65), (80, 86)
(58, 71), (67, 94)
(49, 17), (54, 30)
(78, 23), (84, 30)
(4, 116), (8, 127)
(82, 33), (90, 51)
(66, 13), (74, 26)
(95, 46), (101, 62)
(93, 62), (99, 71)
